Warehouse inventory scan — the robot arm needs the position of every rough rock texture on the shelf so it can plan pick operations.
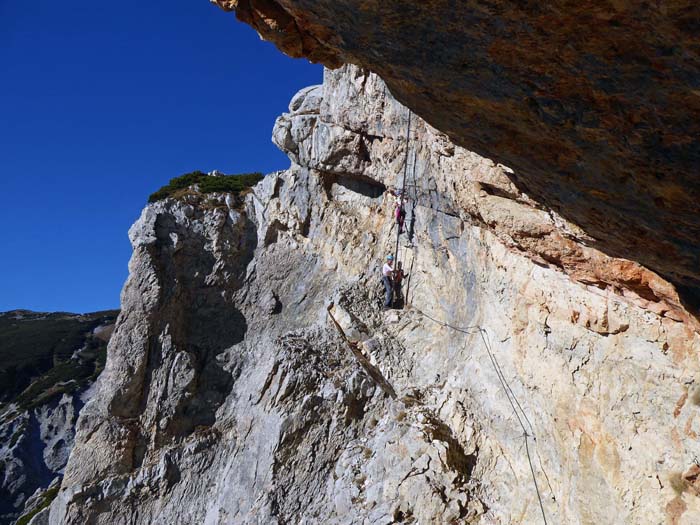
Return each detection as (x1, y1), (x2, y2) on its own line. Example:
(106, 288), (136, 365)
(211, 0), (700, 313)
(51, 66), (700, 524)
(0, 394), (84, 525)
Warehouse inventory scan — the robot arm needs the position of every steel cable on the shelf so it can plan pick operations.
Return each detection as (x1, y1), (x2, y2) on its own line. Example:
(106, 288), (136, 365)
(410, 306), (550, 525)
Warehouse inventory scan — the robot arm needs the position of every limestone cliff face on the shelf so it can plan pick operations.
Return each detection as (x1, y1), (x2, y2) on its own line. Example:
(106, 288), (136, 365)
(50, 66), (699, 525)
(211, 0), (700, 314)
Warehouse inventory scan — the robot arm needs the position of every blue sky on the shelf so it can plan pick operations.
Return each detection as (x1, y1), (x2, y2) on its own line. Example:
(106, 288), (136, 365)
(0, 0), (322, 313)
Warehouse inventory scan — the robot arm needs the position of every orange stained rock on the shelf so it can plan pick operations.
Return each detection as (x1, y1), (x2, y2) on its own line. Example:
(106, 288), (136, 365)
(674, 389), (688, 418)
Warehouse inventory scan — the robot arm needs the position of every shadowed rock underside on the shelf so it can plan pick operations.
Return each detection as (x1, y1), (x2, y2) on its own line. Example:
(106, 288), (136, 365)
(212, 0), (700, 313)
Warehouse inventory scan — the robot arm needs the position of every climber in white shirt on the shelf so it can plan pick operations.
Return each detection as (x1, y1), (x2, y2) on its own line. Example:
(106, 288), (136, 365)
(382, 255), (394, 309)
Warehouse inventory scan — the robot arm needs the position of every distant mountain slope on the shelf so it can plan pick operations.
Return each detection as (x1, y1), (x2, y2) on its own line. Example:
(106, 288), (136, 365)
(0, 309), (118, 525)
(0, 310), (119, 408)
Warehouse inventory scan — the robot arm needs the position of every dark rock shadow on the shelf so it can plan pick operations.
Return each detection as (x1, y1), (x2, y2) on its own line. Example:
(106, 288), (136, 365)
(175, 294), (247, 432)
(0, 406), (60, 524)
(321, 171), (386, 199)
(677, 284), (700, 319)
(131, 212), (258, 446)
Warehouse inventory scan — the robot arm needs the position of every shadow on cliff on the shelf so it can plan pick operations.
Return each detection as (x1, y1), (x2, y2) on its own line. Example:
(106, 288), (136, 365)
(0, 410), (56, 523)
(172, 292), (246, 434)
(676, 285), (700, 321)
(132, 212), (257, 449)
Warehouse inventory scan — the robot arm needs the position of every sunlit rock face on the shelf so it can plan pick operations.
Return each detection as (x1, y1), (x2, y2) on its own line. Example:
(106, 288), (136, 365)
(50, 66), (700, 524)
(212, 0), (700, 313)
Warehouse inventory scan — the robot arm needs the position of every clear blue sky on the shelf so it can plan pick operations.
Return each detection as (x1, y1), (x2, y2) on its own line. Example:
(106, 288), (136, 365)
(0, 0), (322, 313)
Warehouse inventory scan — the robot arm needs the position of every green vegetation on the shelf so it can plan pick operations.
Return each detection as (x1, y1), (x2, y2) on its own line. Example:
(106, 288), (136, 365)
(0, 310), (118, 405)
(16, 485), (60, 525)
(14, 358), (97, 411)
(148, 170), (263, 203)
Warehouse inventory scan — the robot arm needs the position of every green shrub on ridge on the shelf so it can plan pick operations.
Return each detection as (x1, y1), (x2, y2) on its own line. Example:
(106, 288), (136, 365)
(148, 171), (263, 203)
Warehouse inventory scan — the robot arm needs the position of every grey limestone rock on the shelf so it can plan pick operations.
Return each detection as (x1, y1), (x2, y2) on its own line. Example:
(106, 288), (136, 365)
(49, 66), (700, 524)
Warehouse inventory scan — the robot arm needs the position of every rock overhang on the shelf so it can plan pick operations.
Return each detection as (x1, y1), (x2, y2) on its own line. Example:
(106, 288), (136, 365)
(212, 0), (700, 314)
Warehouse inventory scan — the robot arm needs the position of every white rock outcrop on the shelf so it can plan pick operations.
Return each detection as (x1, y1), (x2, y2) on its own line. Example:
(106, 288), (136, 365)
(49, 66), (700, 524)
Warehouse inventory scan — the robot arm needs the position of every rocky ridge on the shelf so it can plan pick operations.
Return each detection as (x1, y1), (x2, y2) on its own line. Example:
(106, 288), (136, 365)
(49, 66), (700, 524)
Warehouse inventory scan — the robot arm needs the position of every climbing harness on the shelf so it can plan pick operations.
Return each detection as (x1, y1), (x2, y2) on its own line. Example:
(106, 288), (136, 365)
(410, 306), (553, 525)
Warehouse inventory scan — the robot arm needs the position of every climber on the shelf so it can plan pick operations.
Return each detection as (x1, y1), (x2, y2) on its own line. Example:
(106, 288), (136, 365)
(392, 260), (408, 308)
(382, 255), (394, 309)
(393, 191), (407, 234)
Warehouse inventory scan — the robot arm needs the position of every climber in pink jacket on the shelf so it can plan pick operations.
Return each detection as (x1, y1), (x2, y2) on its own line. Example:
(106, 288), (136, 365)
(390, 189), (407, 234)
